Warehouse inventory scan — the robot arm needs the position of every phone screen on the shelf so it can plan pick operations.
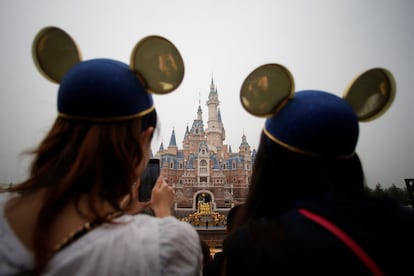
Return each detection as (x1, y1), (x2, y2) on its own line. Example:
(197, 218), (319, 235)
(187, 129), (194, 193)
(138, 158), (160, 202)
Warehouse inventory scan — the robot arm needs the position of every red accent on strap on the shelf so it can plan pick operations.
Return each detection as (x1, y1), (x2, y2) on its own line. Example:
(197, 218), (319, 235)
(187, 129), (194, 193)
(298, 208), (384, 276)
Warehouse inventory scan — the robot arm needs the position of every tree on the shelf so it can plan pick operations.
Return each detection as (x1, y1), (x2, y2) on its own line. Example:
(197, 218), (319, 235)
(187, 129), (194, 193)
(366, 183), (411, 207)
(386, 184), (411, 206)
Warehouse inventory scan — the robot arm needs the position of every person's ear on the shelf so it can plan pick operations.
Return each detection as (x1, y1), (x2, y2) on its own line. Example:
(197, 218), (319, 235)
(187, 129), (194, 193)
(140, 127), (154, 146)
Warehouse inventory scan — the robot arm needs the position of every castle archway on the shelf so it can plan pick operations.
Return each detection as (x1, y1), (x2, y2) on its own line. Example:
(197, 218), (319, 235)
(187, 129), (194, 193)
(196, 192), (211, 204)
(180, 190), (226, 227)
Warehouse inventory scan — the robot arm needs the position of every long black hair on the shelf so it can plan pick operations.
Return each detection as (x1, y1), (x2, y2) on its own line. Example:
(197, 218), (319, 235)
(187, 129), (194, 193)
(233, 131), (366, 228)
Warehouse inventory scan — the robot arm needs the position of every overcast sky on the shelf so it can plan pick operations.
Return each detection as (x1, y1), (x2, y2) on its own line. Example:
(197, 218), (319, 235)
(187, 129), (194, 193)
(1, 0), (413, 189)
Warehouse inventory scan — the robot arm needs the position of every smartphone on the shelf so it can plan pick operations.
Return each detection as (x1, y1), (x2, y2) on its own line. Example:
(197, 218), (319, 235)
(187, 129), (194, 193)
(138, 158), (160, 202)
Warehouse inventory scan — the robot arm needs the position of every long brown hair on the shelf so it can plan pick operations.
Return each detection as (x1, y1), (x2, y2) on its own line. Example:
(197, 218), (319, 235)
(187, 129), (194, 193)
(8, 109), (157, 272)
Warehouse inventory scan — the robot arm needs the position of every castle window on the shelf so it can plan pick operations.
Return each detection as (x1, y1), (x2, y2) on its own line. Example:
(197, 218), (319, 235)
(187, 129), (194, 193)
(199, 159), (208, 175)
(170, 162), (174, 169)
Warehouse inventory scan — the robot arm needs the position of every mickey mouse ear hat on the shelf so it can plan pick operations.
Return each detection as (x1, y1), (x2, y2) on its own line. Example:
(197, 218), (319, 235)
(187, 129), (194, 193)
(32, 26), (184, 122)
(240, 64), (396, 158)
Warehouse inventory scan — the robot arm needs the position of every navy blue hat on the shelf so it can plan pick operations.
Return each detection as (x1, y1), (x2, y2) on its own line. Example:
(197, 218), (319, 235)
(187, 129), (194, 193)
(264, 90), (358, 158)
(241, 64), (396, 158)
(32, 26), (184, 122)
(58, 59), (153, 121)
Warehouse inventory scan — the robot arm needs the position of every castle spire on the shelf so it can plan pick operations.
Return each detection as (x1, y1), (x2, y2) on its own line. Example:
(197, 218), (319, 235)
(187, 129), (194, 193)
(185, 124), (190, 137)
(197, 103), (202, 121)
(218, 108), (222, 123)
(210, 76), (217, 95)
(239, 133), (249, 147)
(169, 127), (177, 147)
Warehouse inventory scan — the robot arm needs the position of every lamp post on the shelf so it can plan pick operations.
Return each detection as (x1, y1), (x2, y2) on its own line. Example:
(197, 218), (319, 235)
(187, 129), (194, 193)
(404, 178), (414, 207)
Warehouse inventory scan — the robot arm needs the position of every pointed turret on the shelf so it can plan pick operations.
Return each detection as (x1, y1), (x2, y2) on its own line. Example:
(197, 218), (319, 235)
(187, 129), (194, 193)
(164, 128), (178, 156)
(206, 76), (224, 148)
(169, 128), (177, 147)
(251, 148), (257, 163)
(218, 108), (222, 123)
(239, 133), (249, 147)
(210, 76), (216, 95)
(197, 103), (202, 121)
(239, 133), (252, 159)
(189, 103), (205, 136)
(185, 124), (190, 137)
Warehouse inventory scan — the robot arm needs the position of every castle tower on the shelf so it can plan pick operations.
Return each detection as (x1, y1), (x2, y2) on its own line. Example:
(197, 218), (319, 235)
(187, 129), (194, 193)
(206, 77), (225, 151)
(155, 77), (254, 219)
(238, 133), (252, 160)
(186, 104), (205, 156)
(234, 133), (252, 201)
(166, 128), (178, 156)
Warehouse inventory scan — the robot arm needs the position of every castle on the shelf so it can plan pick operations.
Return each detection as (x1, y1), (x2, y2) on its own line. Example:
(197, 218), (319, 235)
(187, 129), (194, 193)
(154, 78), (256, 219)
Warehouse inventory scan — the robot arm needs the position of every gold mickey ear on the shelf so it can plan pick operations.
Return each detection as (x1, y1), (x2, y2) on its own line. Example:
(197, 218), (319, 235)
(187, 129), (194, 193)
(240, 63), (295, 117)
(32, 26), (82, 83)
(130, 35), (184, 94)
(343, 68), (396, 122)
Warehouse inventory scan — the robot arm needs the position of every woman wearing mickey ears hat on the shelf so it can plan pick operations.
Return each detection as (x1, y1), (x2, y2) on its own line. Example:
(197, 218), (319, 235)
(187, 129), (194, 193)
(0, 27), (202, 275)
(222, 64), (414, 275)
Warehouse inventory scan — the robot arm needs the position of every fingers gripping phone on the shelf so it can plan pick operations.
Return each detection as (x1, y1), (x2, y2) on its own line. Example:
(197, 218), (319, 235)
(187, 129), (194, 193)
(139, 158), (160, 202)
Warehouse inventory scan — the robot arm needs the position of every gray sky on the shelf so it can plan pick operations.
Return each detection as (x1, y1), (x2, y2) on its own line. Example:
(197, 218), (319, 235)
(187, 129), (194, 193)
(1, 0), (413, 189)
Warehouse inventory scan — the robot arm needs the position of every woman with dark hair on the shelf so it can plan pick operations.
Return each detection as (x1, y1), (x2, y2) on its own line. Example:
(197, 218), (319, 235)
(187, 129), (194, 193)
(223, 64), (414, 275)
(0, 27), (202, 275)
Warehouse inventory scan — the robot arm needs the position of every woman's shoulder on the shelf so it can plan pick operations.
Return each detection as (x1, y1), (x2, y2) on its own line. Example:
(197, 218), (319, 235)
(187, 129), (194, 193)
(118, 214), (198, 236)
(0, 192), (33, 274)
(47, 214), (202, 275)
(102, 214), (199, 244)
(52, 214), (195, 253)
(76, 214), (200, 254)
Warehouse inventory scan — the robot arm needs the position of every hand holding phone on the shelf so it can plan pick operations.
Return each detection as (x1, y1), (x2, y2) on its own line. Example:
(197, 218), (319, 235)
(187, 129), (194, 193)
(138, 158), (160, 202)
(150, 175), (175, 217)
